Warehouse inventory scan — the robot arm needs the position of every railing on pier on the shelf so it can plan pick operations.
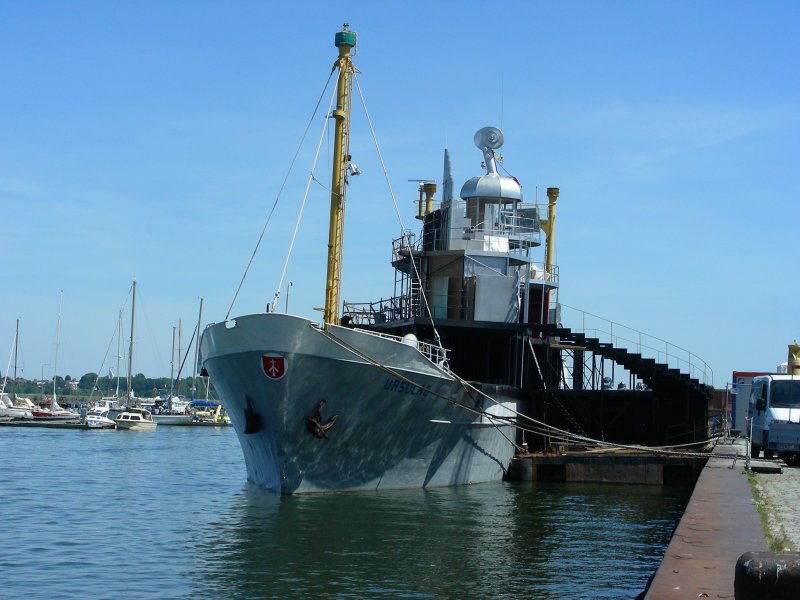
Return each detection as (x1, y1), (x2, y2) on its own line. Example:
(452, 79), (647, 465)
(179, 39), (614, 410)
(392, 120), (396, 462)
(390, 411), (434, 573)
(559, 303), (714, 387)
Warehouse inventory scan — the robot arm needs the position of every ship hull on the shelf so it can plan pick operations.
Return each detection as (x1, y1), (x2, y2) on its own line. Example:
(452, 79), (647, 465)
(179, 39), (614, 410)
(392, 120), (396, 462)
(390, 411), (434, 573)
(200, 313), (517, 494)
(152, 414), (194, 426)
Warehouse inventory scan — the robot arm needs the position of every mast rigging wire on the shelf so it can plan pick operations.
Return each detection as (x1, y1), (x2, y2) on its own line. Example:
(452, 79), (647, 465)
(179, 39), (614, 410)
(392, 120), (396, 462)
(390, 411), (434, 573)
(269, 81), (340, 313)
(352, 74), (444, 350)
(225, 69), (337, 320)
(0, 330), (16, 396)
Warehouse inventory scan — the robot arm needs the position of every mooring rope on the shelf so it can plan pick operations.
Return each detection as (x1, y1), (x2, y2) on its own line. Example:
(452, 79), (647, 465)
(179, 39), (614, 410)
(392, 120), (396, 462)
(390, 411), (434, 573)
(312, 323), (735, 460)
(311, 324), (525, 453)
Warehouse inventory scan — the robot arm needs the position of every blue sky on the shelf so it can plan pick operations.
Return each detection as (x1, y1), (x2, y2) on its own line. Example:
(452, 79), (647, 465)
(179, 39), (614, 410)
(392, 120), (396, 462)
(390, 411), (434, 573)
(1, 1), (798, 386)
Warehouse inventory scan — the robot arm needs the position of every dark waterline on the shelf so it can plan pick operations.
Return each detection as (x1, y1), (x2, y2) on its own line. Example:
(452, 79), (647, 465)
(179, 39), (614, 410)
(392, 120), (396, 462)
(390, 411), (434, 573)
(0, 427), (688, 599)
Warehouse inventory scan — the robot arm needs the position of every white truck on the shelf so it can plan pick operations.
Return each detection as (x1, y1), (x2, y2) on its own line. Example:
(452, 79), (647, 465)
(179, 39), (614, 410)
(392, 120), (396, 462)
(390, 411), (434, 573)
(749, 374), (800, 460)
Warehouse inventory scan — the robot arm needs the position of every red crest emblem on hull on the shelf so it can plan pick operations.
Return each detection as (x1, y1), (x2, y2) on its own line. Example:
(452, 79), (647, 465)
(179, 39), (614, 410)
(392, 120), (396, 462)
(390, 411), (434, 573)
(261, 354), (286, 380)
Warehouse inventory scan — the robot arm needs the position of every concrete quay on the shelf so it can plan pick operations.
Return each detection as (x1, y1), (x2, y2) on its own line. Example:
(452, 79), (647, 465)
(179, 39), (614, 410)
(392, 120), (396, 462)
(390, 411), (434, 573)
(645, 438), (768, 599)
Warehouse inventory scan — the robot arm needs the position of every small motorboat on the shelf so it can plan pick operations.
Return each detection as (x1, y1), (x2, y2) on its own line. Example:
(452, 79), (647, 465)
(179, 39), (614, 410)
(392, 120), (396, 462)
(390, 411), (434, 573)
(85, 402), (118, 429)
(114, 408), (157, 432)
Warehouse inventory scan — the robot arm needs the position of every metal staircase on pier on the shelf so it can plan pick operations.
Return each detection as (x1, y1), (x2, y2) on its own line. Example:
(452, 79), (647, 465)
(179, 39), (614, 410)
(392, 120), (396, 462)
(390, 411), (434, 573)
(526, 323), (712, 447)
(537, 324), (712, 401)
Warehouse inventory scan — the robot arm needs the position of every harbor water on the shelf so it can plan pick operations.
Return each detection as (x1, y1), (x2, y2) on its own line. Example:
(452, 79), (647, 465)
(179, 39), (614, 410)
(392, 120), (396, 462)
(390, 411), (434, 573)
(0, 426), (690, 599)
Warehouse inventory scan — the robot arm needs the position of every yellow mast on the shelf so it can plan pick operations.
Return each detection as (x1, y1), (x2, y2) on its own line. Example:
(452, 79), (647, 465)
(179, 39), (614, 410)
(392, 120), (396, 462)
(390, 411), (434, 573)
(541, 187), (559, 277)
(539, 187), (559, 322)
(323, 25), (357, 325)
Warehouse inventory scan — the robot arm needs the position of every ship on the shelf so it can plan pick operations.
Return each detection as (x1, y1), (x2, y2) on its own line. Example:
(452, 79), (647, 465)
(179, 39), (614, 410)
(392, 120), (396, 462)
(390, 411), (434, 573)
(200, 25), (712, 494)
(198, 26), (561, 494)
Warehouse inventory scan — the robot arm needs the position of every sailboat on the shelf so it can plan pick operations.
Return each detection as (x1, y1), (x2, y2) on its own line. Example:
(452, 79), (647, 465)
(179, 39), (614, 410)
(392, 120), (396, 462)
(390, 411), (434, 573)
(0, 320), (34, 420)
(114, 281), (157, 432)
(200, 26), (559, 494)
(82, 309), (125, 428)
(32, 291), (78, 421)
(151, 319), (193, 425)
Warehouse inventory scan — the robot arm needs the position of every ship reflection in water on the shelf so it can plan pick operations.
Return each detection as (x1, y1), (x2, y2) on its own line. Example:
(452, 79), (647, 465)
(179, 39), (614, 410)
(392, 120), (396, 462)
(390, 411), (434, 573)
(190, 481), (689, 599)
(1, 426), (688, 599)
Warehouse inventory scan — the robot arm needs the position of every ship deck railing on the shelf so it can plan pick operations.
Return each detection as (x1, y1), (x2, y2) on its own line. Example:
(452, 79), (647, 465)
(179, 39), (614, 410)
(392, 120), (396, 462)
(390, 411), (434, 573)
(346, 256), (559, 325)
(331, 318), (450, 367)
(344, 296), (411, 324)
(457, 200), (543, 245)
(391, 202), (544, 261)
(460, 208), (541, 252)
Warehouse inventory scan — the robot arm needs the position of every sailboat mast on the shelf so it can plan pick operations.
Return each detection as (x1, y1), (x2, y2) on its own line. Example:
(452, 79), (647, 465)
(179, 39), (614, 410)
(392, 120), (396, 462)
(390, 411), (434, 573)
(191, 297), (203, 401)
(115, 310), (122, 398)
(323, 24), (357, 325)
(12, 319), (19, 399)
(127, 281), (136, 404)
(52, 290), (63, 401)
(169, 325), (176, 397)
(176, 319), (182, 400)
(13, 319), (18, 385)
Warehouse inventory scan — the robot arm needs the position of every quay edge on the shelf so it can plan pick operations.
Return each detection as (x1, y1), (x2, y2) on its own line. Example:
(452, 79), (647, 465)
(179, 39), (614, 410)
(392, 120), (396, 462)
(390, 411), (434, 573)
(644, 438), (769, 599)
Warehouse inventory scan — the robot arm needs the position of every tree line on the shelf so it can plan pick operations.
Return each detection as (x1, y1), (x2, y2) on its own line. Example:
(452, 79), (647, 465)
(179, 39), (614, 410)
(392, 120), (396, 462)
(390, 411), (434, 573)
(2, 372), (212, 399)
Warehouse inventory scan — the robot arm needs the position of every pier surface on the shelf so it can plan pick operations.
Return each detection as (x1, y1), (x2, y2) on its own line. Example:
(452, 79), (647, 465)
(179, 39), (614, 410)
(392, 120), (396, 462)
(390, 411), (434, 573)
(645, 439), (767, 599)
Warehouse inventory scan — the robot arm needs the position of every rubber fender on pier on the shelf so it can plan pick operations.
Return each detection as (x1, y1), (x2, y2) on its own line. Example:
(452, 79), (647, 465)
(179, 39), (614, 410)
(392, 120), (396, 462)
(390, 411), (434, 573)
(734, 551), (800, 599)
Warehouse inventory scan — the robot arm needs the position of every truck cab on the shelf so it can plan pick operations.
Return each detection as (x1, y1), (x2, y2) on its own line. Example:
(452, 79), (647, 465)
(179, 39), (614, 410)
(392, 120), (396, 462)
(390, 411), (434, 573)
(749, 374), (800, 459)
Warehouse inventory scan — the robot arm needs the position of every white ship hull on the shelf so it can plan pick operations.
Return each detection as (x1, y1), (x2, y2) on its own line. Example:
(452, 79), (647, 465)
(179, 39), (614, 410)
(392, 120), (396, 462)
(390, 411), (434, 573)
(32, 412), (77, 421)
(200, 313), (517, 494)
(152, 413), (194, 426)
(114, 419), (157, 432)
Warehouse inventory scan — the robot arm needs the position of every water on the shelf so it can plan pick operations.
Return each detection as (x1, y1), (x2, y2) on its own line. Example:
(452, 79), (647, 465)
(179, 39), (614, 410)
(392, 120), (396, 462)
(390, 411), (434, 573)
(0, 426), (689, 599)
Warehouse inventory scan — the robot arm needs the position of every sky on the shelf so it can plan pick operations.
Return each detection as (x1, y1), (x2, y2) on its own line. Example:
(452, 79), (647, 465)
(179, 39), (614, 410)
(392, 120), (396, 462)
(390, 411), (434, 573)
(1, 1), (798, 387)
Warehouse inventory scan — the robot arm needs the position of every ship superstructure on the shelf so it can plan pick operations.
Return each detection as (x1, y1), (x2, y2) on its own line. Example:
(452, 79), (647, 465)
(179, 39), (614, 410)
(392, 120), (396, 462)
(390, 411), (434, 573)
(343, 127), (561, 397)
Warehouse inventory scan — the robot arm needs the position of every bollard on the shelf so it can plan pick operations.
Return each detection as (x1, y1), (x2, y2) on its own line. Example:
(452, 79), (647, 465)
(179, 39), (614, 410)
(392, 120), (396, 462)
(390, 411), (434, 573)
(734, 551), (800, 599)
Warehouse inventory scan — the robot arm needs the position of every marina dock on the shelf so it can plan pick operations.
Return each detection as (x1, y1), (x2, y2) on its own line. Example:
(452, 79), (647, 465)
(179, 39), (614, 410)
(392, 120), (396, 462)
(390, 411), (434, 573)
(0, 419), (92, 430)
(0, 419), (228, 429)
